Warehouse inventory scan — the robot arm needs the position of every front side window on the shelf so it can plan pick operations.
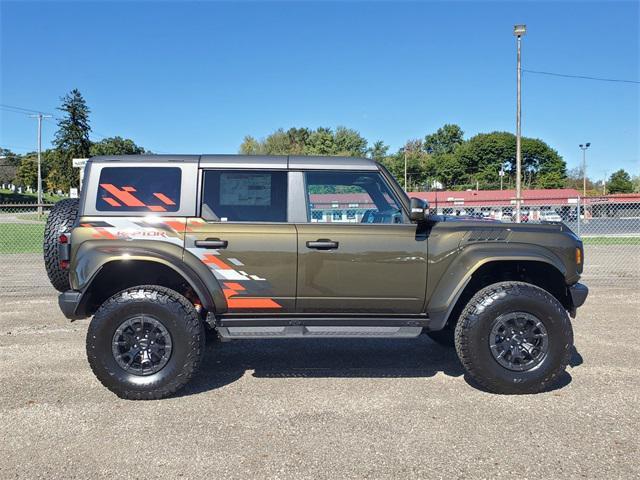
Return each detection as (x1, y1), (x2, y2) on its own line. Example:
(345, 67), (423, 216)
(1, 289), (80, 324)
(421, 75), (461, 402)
(305, 171), (404, 224)
(201, 170), (287, 222)
(96, 167), (181, 212)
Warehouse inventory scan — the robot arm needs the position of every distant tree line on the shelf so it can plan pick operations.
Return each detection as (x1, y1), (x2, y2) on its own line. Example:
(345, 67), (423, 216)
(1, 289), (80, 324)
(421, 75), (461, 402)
(1, 91), (636, 195)
(240, 125), (638, 194)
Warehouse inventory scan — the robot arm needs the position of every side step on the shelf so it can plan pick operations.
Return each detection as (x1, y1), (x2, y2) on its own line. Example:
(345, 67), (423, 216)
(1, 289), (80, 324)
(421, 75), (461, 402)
(217, 326), (423, 340)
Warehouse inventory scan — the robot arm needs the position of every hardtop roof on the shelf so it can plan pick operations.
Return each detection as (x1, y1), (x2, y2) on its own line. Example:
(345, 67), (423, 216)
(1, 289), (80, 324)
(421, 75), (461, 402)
(89, 154), (379, 170)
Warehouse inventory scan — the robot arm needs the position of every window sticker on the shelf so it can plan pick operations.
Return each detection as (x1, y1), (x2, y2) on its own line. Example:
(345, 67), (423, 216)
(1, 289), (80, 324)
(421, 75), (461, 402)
(219, 173), (272, 206)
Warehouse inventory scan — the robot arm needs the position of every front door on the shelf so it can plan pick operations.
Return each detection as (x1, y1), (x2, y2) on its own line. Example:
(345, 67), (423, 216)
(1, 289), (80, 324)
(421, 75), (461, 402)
(296, 170), (428, 314)
(186, 169), (296, 313)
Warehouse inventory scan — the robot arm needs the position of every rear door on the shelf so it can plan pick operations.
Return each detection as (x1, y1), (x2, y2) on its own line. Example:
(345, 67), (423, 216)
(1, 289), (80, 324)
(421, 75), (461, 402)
(185, 164), (297, 313)
(295, 170), (428, 314)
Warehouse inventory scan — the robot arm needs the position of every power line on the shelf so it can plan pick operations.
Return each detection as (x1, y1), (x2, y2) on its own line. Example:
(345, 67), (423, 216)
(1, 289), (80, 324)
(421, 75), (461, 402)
(0, 103), (55, 115)
(523, 69), (640, 84)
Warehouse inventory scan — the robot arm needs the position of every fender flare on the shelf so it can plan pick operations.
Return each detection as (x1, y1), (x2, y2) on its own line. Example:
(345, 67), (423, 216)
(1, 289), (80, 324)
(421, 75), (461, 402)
(425, 243), (567, 331)
(72, 240), (227, 314)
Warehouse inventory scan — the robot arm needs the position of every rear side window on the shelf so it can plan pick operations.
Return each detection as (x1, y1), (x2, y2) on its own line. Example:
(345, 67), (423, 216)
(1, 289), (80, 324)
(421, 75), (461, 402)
(201, 170), (287, 222)
(96, 167), (181, 212)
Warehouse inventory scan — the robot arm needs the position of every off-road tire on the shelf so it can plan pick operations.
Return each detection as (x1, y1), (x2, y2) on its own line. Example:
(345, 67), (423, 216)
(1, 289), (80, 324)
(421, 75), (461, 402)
(454, 281), (573, 394)
(87, 286), (205, 400)
(43, 198), (79, 292)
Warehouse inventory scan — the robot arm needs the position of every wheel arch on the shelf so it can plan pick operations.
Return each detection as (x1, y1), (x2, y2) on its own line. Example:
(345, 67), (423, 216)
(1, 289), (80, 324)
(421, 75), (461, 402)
(426, 247), (570, 331)
(73, 242), (227, 317)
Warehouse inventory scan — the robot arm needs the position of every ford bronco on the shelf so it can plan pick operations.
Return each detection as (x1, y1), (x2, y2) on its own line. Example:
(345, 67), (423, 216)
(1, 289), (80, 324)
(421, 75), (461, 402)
(44, 155), (588, 399)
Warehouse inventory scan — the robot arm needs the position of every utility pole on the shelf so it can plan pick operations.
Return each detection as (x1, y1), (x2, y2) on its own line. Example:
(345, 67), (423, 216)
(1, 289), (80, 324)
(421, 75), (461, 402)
(499, 166), (505, 190)
(29, 113), (52, 216)
(513, 24), (526, 223)
(579, 143), (591, 197)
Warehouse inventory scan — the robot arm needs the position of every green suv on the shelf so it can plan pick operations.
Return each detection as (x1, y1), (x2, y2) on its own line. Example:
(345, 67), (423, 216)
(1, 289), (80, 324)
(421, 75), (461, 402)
(44, 155), (588, 399)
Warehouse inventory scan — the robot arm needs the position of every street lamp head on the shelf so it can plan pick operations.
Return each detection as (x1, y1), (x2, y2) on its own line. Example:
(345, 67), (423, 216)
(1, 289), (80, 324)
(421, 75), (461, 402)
(586, 142), (591, 148)
(579, 144), (583, 148)
(513, 24), (527, 36)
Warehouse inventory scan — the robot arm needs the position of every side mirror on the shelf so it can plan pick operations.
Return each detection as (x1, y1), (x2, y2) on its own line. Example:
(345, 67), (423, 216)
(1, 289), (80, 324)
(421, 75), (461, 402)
(409, 197), (429, 223)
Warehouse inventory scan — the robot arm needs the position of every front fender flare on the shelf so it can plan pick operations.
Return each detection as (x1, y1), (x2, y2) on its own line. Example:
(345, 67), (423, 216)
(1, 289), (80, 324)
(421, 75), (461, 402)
(426, 243), (567, 331)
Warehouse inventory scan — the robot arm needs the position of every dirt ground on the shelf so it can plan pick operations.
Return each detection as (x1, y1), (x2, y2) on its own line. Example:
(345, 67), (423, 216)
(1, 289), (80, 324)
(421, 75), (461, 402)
(0, 269), (638, 479)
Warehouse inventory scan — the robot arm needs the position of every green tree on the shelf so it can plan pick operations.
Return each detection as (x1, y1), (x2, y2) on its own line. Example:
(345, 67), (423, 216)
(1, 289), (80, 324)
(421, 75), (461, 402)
(16, 156), (38, 189)
(90, 136), (145, 156)
(632, 175), (640, 193)
(240, 126), (369, 157)
(368, 140), (389, 162)
(263, 129), (291, 155)
(453, 132), (566, 190)
(607, 169), (633, 193)
(0, 148), (20, 185)
(286, 127), (311, 154)
(334, 126), (368, 156)
(305, 127), (336, 155)
(424, 124), (464, 155)
(239, 135), (264, 155)
(429, 153), (467, 189)
(49, 89), (92, 191)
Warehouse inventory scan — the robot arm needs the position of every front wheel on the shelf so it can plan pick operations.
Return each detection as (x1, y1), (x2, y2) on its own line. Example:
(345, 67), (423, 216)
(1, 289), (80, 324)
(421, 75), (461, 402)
(455, 281), (573, 394)
(87, 286), (205, 400)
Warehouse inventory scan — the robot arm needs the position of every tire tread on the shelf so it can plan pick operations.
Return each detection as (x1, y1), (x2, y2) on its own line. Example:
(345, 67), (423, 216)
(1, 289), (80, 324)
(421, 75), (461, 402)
(454, 281), (573, 394)
(86, 285), (204, 400)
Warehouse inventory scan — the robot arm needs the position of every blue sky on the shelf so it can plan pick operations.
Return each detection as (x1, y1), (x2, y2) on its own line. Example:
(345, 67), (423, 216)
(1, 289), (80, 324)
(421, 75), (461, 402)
(1, 0), (638, 182)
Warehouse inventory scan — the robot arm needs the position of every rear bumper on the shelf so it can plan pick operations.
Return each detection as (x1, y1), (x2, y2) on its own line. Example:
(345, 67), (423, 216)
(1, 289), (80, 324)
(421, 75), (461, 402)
(569, 282), (589, 309)
(58, 290), (86, 320)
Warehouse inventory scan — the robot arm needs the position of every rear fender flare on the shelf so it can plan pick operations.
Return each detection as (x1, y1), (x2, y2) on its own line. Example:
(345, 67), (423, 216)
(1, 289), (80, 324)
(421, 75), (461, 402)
(73, 240), (227, 313)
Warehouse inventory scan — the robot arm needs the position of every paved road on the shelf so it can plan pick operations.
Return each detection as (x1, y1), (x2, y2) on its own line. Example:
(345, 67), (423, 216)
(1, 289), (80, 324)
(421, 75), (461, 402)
(0, 281), (638, 479)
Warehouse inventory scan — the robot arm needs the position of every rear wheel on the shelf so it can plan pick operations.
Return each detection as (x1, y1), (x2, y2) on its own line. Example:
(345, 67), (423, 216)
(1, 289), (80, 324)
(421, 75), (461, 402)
(43, 198), (79, 292)
(455, 281), (573, 394)
(87, 286), (205, 400)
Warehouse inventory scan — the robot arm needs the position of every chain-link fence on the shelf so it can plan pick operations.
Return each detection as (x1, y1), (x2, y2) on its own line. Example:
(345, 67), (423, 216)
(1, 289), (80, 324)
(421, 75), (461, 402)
(1, 194), (638, 297)
(0, 204), (54, 296)
(421, 193), (640, 286)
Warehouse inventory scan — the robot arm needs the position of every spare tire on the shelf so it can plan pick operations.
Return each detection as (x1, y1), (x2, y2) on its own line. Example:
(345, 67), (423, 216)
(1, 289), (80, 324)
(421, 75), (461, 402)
(43, 198), (80, 292)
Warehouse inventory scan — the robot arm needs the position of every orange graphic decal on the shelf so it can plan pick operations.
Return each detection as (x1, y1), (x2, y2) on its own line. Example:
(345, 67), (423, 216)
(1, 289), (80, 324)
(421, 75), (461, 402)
(92, 227), (118, 240)
(223, 282), (281, 309)
(163, 220), (190, 233)
(153, 193), (176, 205)
(103, 197), (122, 207)
(147, 205), (167, 212)
(122, 186), (136, 192)
(202, 254), (231, 270)
(100, 183), (145, 207)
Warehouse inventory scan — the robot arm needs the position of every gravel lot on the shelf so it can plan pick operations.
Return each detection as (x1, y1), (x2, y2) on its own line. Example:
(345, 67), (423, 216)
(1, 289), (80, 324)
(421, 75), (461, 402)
(1, 272), (638, 479)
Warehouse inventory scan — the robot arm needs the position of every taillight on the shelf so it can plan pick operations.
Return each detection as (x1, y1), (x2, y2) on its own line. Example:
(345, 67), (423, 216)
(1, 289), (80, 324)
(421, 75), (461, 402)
(59, 232), (70, 269)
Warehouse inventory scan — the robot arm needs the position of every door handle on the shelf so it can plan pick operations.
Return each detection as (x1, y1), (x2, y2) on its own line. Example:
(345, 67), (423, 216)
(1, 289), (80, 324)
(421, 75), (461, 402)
(195, 238), (228, 249)
(306, 239), (339, 250)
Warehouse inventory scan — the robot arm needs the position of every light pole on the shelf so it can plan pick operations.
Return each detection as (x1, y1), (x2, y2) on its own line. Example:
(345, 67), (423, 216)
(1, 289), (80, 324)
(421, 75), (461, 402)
(514, 24), (526, 223)
(579, 143), (591, 197)
(499, 166), (505, 190)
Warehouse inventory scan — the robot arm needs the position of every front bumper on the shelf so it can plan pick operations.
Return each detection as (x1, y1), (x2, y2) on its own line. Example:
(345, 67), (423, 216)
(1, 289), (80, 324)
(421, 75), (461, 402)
(58, 290), (86, 320)
(569, 282), (589, 309)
